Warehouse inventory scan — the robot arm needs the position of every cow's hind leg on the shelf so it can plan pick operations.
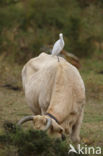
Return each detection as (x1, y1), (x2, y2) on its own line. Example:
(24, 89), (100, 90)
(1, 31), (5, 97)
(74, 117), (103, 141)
(71, 108), (84, 143)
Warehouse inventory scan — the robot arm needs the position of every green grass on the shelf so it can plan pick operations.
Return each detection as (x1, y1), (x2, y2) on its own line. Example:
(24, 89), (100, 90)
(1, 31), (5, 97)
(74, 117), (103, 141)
(79, 57), (103, 151)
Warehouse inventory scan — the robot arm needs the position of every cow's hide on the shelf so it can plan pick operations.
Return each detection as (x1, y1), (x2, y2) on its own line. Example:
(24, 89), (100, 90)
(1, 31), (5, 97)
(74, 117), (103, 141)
(21, 52), (85, 142)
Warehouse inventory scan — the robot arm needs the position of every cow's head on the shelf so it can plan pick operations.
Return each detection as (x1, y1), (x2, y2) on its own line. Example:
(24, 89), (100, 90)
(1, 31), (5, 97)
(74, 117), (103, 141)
(17, 115), (65, 140)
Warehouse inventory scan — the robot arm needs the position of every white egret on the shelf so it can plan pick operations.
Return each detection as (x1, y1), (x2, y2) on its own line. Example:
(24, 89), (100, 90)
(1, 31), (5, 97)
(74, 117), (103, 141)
(51, 33), (65, 62)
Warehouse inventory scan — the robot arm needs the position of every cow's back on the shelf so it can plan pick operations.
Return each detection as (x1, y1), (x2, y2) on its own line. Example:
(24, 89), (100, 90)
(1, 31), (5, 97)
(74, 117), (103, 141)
(22, 53), (85, 116)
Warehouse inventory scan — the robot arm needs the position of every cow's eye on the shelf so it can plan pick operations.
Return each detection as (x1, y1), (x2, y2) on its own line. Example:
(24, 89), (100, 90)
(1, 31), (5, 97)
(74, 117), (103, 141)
(50, 125), (53, 131)
(44, 118), (48, 125)
(59, 128), (63, 133)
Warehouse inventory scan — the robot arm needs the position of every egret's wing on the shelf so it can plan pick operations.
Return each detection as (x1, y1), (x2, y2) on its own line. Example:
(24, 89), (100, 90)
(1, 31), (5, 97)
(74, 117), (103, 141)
(51, 39), (61, 55)
(52, 40), (63, 55)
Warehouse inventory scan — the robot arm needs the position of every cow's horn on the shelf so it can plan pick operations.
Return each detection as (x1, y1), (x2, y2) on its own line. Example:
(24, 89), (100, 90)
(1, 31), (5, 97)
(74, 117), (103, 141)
(17, 116), (34, 126)
(44, 118), (52, 131)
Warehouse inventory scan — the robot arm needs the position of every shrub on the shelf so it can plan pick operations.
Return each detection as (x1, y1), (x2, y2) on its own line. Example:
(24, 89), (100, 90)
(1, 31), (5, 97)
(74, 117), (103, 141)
(0, 121), (69, 156)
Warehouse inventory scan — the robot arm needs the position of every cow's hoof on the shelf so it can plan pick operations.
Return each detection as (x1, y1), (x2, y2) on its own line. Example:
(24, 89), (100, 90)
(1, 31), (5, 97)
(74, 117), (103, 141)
(71, 136), (80, 143)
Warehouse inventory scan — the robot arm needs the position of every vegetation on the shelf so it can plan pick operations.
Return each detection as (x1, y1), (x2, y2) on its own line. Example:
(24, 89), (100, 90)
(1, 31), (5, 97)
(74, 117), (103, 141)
(0, 0), (103, 156)
(0, 0), (103, 63)
(0, 121), (90, 156)
(0, 122), (68, 156)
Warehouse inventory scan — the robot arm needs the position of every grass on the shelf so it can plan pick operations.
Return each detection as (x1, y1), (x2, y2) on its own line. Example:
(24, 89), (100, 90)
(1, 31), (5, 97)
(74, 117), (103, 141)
(80, 57), (103, 153)
(0, 54), (103, 155)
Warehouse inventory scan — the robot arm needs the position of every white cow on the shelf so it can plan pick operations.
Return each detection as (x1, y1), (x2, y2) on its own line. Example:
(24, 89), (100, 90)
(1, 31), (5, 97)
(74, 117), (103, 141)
(18, 53), (85, 142)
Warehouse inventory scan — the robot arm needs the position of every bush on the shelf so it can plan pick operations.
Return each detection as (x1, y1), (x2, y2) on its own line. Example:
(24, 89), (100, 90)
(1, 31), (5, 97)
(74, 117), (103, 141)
(0, 121), (69, 156)
(0, 121), (89, 156)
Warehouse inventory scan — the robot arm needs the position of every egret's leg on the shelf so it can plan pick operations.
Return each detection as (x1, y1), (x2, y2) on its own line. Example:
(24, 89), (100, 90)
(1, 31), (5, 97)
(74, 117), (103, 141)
(57, 56), (60, 62)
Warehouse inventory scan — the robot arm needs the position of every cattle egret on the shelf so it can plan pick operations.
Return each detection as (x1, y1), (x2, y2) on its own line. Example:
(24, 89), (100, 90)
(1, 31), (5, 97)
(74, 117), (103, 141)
(51, 33), (65, 62)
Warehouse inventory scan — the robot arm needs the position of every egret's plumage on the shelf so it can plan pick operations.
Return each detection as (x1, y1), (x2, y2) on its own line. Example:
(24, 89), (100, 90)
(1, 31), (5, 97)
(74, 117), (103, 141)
(51, 33), (65, 61)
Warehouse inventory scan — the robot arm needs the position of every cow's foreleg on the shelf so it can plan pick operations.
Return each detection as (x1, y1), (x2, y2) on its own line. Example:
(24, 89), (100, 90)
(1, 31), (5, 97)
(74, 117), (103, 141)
(71, 108), (84, 143)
